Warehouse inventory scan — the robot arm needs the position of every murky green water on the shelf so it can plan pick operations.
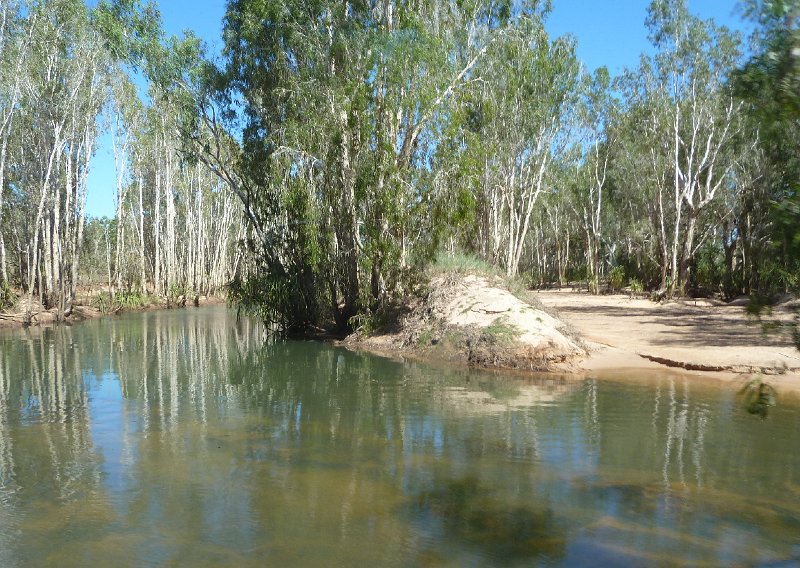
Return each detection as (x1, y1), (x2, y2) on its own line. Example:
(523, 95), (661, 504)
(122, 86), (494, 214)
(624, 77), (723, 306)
(0, 307), (799, 566)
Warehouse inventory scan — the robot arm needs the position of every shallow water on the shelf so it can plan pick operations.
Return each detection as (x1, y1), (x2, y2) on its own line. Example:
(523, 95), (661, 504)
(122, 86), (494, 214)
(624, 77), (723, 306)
(0, 306), (798, 567)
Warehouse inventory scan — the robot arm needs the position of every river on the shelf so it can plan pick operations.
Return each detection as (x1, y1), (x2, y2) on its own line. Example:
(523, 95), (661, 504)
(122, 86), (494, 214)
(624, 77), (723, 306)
(0, 306), (798, 566)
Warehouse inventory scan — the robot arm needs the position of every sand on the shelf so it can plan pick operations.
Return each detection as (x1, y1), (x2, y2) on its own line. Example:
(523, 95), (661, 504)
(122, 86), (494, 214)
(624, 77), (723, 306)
(535, 289), (800, 386)
(349, 274), (585, 371)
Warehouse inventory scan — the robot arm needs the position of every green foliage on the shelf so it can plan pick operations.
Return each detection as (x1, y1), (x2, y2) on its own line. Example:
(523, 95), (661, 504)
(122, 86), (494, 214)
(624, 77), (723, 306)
(92, 291), (152, 314)
(226, 271), (320, 336)
(482, 319), (520, 344)
(166, 283), (191, 305)
(0, 281), (16, 311)
(609, 266), (626, 292)
(629, 278), (644, 296)
(694, 245), (725, 295)
(431, 253), (501, 278)
(195, 0), (566, 335)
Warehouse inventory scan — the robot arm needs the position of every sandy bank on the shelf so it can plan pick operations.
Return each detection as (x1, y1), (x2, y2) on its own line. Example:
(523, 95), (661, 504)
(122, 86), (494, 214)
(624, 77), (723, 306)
(535, 289), (800, 387)
(345, 274), (585, 372)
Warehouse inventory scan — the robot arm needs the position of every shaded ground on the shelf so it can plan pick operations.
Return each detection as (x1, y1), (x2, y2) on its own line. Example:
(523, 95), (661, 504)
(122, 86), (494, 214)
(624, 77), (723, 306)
(535, 289), (800, 380)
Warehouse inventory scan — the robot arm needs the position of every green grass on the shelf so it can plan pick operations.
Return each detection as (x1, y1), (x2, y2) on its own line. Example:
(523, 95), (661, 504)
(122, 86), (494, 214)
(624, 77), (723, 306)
(431, 252), (502, 278)
(431, 251), (533, 299)
(417, 330), (434, 347)
(482, 318), (520, 344)
(93, 291), (157, 314)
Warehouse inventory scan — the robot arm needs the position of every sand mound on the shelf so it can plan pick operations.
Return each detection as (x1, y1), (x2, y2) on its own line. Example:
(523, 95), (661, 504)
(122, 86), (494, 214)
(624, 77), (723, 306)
(348, 273), (585, 372)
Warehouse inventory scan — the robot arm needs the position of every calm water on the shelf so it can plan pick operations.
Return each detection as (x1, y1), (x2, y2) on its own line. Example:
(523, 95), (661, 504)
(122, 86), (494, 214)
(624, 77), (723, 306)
(0, 307), (799, 567)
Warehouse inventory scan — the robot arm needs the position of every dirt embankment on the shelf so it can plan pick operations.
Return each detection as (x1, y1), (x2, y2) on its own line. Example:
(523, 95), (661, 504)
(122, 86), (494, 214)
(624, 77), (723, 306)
(345, 274), (586, 372)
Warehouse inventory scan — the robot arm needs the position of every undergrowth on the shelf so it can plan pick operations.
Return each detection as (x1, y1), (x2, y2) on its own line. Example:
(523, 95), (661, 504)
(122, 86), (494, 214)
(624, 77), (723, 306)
(93, 291), (155, 314)
(0, 281), (16, 311)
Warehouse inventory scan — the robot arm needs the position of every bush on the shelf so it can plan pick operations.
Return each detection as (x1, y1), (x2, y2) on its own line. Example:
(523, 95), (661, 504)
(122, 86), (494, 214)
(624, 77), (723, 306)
(431, 252), (500, 277)
(609, 266), (626, 291)
(0, 281), (16, 311)
(629, 277), (644, 296)
(92, 290), (151, 314)
(167, 283), (192, 305)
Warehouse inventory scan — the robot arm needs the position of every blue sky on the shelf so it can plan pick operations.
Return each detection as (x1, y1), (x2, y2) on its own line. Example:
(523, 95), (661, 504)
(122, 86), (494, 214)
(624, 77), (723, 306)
(84, 0), (750, 219)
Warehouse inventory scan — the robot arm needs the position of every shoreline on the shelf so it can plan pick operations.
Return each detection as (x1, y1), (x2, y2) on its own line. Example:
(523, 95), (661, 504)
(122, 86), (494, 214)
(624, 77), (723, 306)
(5, 280), (799, 394)
(344, 277), (800, 393)
(343, 334), (800, 396)
(0, 294), (228, 330)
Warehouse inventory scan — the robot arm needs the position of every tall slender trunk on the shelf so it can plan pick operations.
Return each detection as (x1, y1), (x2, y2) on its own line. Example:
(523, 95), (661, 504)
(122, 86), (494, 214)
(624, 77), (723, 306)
(154, 168), (162, 295)
(138, 175), (146, 292)
(27, 125), (62, 320)
(0, 138), (8, 283)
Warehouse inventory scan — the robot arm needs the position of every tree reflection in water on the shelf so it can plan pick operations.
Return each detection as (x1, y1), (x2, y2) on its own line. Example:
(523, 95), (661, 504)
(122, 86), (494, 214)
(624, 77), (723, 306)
(413, 476), (565, 563)
(0, 308), (799, 566)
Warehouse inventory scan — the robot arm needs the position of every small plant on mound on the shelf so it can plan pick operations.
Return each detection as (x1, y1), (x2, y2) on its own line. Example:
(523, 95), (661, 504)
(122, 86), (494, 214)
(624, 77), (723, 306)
(482, 318), (520, 344)
(416, 329), (434, 347)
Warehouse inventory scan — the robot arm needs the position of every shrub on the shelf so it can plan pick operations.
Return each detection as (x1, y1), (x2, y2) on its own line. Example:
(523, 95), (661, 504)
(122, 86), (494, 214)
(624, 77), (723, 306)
(609, 266), (626, 291)
(93, 290), (150, 314)
(0, 281), (15, 311)
(629, 278), (644, 296)
(431, 252), (500, 278)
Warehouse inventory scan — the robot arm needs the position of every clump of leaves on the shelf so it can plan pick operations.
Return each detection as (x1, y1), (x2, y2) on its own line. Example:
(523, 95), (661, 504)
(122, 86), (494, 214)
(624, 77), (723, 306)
(432, 252), (500, 278)
(93, 291), (151, 314)
(739, 376), (777, 419)
(167, 283), (193, 306)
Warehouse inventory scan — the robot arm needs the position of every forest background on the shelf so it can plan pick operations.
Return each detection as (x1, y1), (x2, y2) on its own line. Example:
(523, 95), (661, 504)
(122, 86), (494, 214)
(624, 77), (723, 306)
(0, 0), (797, 339)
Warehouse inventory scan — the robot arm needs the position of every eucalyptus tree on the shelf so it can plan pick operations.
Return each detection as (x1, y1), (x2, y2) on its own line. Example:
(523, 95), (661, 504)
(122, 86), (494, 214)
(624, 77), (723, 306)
(189, 0), (558, 332)
(1, 0), (110, 319)
(570, 67), (617, 293)
(734, 0), (800, 294)
(443, 14), (580, 277)
(0, 0), (32, 286)
(613, 0), (744, 294)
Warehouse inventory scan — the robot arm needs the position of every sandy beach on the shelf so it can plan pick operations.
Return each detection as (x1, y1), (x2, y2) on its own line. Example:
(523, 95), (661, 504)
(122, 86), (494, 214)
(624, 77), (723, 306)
(536, 289), (800, 386)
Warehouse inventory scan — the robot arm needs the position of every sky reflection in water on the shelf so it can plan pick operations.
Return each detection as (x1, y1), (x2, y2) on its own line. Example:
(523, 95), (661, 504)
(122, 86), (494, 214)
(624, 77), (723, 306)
(0, 307), (799, 567)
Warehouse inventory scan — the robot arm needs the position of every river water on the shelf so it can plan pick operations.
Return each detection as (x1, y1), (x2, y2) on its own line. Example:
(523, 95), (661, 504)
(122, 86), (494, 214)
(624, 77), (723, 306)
(0, 306), (798, 567)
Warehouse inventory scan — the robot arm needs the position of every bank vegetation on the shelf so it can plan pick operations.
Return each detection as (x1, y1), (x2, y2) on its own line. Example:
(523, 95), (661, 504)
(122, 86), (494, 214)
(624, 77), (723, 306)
(0, 0), (798, 346)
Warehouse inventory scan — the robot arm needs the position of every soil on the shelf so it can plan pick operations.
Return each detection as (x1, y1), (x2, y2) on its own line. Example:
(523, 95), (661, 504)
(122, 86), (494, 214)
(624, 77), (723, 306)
(534, 288), (800, 386)
(345, 273), (586, 372)
(347, 274), (800, 391)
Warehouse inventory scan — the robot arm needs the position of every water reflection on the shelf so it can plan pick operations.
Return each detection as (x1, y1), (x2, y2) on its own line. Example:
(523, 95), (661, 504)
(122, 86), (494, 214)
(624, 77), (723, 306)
(0, 307), (799, 567)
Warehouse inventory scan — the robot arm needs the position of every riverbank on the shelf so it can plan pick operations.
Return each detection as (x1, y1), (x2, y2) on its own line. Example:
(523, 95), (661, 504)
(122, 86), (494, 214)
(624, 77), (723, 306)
(0, 292), (227, 329)
(345, 271), (800, 389)
(344, 273), (586, 372)
(535, 288), (800, 386)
